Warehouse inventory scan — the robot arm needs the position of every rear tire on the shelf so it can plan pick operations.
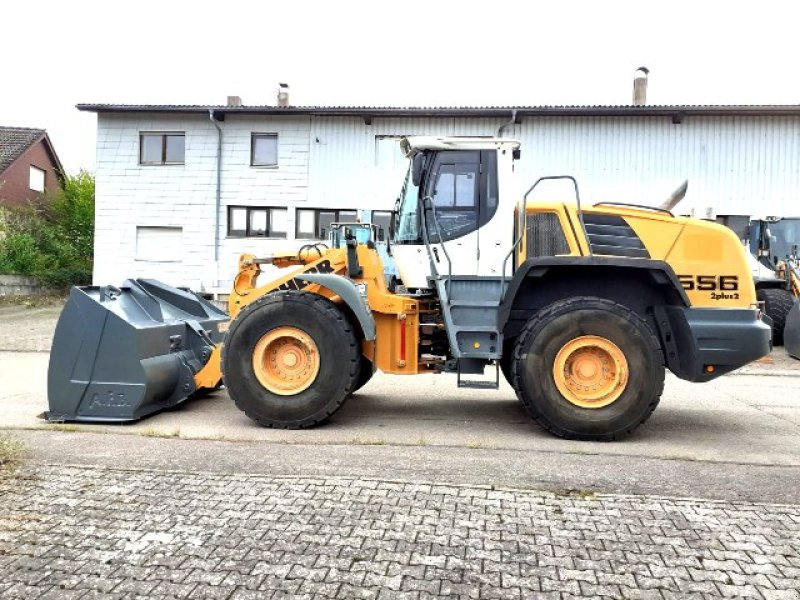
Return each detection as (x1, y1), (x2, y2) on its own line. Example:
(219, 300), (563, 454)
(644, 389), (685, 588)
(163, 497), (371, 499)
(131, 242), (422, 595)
(511, 297), (664, 441)
(222, 291), (360, 428)
(757, 287), (793, 345)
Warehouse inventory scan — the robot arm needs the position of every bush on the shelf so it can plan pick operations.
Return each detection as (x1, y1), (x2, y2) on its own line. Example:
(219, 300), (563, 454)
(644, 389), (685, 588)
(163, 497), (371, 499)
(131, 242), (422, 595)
(38, 267), (92, 288)
(0, 171), (95, 288)
(0, 233), (44, 274)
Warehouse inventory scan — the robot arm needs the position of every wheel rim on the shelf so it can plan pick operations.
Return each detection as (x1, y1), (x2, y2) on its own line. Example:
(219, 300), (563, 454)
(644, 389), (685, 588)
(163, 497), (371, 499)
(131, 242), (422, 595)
(553, 335), (628, 409)
(251, 327), (320, 395)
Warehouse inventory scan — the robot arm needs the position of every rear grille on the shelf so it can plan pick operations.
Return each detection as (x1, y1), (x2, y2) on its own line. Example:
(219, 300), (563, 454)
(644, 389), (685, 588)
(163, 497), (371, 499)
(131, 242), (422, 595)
(581, 213), (651, 258)
(526, 212), (569, 258)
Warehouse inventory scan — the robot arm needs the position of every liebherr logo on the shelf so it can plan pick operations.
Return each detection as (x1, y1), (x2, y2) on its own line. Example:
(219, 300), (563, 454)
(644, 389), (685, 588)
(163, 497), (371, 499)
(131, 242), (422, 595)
(274, 260), (335, 292)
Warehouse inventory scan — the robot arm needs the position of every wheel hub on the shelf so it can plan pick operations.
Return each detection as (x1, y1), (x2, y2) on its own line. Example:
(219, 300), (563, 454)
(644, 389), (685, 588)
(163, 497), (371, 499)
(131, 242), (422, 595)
(553, 335), (628, 409)
(252, 327), (320, 395)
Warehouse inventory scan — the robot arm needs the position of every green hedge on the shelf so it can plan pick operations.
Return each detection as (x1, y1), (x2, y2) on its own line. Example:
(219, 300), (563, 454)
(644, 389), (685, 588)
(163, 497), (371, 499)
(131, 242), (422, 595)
(0, 171), (94, 288)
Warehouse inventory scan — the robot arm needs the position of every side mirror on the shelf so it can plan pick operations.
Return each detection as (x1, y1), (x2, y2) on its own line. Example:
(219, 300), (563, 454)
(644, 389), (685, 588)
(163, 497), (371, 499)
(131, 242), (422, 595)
(319, 227), (326, 239)
(412, 154), (425, 187)
(377, 227), (385, 242)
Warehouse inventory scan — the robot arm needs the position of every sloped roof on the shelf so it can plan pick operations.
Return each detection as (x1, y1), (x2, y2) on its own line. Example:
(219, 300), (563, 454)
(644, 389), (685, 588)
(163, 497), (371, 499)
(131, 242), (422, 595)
(0, 126), (45, 174)
(0, 126), (64, 180)
(76, 103), (800, 118)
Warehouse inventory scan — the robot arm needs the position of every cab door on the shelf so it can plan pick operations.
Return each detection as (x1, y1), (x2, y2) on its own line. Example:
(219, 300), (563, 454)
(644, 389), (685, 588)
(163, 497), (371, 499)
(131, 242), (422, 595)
(422, 150), (483, 276)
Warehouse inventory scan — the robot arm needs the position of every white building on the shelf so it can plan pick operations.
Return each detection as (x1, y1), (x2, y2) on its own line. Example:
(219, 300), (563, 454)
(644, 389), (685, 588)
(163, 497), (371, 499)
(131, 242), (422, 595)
(79, 102), (800, 293)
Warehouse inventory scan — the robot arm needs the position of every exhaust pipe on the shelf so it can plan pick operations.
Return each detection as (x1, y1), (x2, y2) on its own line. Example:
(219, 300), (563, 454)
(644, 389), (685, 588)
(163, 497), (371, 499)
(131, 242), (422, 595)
(46, 279), (229, 422)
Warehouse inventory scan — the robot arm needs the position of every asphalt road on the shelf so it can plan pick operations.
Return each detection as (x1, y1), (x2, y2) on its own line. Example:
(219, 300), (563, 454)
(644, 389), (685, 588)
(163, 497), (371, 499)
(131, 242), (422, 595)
(1, 301), (799, 502)
(2, 347), (799, 502)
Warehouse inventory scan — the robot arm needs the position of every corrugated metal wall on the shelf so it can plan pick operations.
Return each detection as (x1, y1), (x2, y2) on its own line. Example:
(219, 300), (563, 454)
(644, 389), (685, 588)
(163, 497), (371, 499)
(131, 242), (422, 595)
(307, 115), (800, 217)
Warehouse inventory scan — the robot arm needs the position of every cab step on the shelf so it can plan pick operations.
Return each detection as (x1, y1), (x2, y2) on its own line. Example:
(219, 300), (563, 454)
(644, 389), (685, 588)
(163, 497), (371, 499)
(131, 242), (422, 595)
(457, 360), (500, 390)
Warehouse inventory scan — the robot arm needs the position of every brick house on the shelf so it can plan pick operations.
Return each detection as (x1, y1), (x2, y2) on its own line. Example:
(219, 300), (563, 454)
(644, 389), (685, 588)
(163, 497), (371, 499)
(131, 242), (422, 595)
(0, 127), (64, 206)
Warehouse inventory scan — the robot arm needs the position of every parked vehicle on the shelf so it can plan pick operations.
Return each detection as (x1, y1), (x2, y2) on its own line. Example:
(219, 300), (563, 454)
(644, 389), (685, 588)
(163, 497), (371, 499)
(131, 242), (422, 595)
(746, 218), (800, 346)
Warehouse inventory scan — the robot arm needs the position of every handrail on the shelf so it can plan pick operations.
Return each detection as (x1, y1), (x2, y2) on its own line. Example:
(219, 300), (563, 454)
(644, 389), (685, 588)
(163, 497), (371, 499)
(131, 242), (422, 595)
(499, 232), (524, 302)
(592, 201), (674, 216)
(523, 175), (593, 258)
(426, 197), (454, 298)
(418, 195), (453, 299)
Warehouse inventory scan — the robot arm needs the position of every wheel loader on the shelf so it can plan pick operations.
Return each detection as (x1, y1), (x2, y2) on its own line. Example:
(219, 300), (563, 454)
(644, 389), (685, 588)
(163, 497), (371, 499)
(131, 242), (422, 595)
(47, 136), (773, 440)
(746, 218), (800, 352)
(782, 254), (800, 359)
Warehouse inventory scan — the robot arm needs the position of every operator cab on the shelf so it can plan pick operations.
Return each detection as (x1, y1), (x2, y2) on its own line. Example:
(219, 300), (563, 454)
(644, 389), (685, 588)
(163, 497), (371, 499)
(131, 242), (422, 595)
(391, 136), (521, 290)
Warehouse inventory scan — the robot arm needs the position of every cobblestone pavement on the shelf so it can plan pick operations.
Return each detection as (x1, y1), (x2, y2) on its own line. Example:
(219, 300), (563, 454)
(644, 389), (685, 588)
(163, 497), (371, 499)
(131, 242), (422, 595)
(1, 464), (799, 600)
(0, 303), (63, 352)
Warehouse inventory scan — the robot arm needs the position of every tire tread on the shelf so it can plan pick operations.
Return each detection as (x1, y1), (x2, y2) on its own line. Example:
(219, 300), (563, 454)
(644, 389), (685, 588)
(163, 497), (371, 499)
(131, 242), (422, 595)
(510, 296), (664, 441)
(757, 287), (793, 346)
(221, 290), (360, 429)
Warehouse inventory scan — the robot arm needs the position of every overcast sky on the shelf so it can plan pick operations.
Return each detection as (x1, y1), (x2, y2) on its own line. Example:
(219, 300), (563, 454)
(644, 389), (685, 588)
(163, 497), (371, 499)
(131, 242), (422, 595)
(4, 0), (799, 173)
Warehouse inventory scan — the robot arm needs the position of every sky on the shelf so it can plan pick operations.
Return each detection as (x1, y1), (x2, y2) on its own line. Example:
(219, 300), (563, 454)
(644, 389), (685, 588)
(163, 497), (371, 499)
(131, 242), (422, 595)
(4, 0), (800, 174)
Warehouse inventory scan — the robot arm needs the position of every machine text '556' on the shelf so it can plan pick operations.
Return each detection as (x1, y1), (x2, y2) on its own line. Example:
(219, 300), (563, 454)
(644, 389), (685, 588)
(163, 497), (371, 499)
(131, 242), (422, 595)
(678, 275), (739, 291)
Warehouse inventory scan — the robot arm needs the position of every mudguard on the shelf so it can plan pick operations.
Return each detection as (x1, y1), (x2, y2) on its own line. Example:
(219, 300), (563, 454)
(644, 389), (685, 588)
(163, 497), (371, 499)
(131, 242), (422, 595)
(296, 273), (376, 341)
(785, 302), (800, 360)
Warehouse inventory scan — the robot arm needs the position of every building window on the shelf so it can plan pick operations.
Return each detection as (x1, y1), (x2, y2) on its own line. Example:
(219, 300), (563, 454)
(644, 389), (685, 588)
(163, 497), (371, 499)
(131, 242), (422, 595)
(370, 210), (392, 238)
(140, 132), (185, 165)
(296, 208), (358, 239)
(136, 226), (183, 261)
(29, 165), (45, 192)
(228, 206), (288, 238)
(251, 133), (278, 167)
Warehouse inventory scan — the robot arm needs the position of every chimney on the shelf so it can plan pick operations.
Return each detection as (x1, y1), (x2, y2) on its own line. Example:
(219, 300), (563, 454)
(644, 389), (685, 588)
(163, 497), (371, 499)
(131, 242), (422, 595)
(632, 66), (649, 105)
(277, 83), (290, 107)
(227, 95), (242, 107)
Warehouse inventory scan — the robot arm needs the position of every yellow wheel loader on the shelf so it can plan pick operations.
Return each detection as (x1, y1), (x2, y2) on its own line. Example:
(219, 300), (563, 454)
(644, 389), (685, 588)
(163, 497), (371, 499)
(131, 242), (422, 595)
(778, 251), (800, 359)
(747, 218), (800, 347)
(47, 137), (772, 440)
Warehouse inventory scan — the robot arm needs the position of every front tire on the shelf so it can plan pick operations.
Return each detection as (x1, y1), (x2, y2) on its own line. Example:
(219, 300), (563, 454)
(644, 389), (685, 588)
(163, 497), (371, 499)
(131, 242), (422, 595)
(222, 291), (360, 428)
(511, 297), (664, 441)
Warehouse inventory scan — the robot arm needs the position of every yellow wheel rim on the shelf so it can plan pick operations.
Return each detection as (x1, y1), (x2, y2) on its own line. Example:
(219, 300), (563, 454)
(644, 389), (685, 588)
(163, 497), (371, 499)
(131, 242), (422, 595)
(553, 335), (628, 409)
(251, 327), (320, 395)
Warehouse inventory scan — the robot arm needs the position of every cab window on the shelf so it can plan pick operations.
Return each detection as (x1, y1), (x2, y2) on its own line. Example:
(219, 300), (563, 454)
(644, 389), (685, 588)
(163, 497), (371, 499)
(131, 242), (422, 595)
(425, 151), (480, 242)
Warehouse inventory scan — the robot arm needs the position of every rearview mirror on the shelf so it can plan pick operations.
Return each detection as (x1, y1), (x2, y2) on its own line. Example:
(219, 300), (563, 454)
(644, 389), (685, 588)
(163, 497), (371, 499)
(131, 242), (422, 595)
(412, 154), (425, 187)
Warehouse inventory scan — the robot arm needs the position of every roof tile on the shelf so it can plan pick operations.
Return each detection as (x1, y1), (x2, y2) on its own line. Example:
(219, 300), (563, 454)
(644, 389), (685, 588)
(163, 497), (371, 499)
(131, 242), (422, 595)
(0, 126), (45, 174)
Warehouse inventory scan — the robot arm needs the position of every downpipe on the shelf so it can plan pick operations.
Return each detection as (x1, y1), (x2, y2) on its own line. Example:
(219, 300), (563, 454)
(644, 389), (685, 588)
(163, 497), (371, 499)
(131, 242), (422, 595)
(209, 110), (222, 269)
(497, 109), (518, 137)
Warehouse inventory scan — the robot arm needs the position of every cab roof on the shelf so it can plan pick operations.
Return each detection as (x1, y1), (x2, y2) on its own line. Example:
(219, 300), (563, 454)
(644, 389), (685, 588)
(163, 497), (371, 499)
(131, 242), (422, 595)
(400, 136), (521, 157)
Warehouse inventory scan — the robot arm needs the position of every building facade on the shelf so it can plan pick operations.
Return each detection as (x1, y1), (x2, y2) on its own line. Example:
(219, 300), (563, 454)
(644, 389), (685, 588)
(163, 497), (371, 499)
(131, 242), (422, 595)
(0, 127), (64, 206)
(79, 104), (800, 293)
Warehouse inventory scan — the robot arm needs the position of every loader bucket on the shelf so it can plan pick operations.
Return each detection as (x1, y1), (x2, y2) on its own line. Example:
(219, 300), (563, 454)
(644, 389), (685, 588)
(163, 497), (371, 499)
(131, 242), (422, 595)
(785, 301), (800, 360)
(46, 279), (229, 422)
